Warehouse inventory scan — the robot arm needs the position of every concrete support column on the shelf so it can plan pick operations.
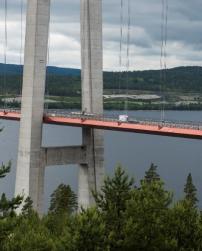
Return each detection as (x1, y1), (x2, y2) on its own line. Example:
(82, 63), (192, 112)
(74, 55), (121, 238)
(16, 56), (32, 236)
(15, 0), (50, 214)
(80, 0), (104, 208)
(81, 0), (103, 113)
(78, 128), (104, 208)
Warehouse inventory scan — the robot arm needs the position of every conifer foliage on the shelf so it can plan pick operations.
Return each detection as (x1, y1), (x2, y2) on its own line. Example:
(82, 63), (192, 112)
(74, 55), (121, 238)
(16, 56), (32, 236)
(0, 163), (202, 250)
(184, 173), (198, 206)
(0, 163), (22, 218)
(49, 184), (77, 214)
(0, 161), (11, 178)
(144, 163), (160, 183)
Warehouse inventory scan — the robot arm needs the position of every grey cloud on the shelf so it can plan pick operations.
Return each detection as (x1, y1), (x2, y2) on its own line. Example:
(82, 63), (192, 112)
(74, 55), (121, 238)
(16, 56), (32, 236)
(0, 0), (202, 69)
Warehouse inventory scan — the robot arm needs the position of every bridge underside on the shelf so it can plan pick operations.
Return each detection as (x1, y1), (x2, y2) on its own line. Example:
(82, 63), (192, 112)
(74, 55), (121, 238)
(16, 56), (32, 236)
(1, 111), (202, 140)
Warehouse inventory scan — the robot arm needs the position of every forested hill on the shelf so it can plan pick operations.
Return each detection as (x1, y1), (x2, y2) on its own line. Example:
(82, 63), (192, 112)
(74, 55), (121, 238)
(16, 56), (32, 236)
(0, 64), (202, 96)
(0, 63), (80, 76)
(104, 66), (202, 93)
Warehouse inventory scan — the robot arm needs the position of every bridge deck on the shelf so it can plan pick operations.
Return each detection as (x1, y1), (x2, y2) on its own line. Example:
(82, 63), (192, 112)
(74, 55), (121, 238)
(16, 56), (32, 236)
(0, 111), (202, 139)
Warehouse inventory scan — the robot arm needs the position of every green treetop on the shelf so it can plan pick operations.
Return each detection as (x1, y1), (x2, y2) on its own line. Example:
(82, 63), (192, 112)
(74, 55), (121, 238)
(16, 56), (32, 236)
(184, 173), (198, 207)
(93, 165), (134, 251)
(0, 162), (22, 218)
(0, 161), (11, 178)
(144, 163), (160, 184)
(49, 184), (77, 215)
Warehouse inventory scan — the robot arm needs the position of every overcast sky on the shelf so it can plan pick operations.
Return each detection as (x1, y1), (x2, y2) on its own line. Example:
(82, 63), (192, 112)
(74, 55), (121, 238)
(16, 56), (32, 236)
(0, 0), (202, 70)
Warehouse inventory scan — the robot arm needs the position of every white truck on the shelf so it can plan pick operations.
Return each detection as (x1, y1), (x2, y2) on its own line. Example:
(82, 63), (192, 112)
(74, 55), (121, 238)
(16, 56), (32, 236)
(118, 114), (129, 122)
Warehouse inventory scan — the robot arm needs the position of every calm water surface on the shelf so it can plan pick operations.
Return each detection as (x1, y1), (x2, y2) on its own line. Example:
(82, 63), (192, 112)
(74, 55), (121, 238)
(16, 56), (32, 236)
(0, 110), (202, 211)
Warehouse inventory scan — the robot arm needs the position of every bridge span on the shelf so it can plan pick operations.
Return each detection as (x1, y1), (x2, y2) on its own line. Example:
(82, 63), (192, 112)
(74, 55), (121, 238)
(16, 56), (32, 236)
(1, 110), (202, 140)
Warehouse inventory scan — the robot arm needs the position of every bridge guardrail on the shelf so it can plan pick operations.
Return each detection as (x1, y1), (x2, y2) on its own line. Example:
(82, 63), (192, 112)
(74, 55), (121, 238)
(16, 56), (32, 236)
(0, 108), (20, 113)
(45, 111), (202, 131)
(1, 109), (202, 131)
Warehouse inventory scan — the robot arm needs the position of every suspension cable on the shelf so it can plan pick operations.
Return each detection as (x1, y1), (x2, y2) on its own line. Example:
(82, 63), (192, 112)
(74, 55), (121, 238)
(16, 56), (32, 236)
(163, 0), (168, 119)
(19, 0), (23, 67)
(160, 0), (165, 121)
(119, 0), (123, 71)
(160, 0), (164, 80)
(160, 0), (168, 121)
(19, 0), (24, 103)
(45, 31), (50, 112)
(3, 0), (8, 109)
(125, 0), (131, 113)
(119, 0), (124, 110)
(87, 0), (93, 112)
(163, 0), (168, 80)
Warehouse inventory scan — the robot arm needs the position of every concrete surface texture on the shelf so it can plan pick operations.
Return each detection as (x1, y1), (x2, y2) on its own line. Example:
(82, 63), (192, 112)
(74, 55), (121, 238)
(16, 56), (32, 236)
(15, 0), (104, 214)
(79, 0), (104, 208)
(15, 0), (51, 215)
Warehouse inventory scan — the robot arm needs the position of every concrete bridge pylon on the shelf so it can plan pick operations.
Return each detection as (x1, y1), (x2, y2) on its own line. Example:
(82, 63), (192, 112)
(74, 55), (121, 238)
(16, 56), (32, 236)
(79, 0), (104, 208)
(15, 0), (104, 214)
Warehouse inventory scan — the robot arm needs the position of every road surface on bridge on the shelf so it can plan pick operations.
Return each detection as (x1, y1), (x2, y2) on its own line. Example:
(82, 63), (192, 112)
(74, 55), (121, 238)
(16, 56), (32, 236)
(0, 110), (202, 140)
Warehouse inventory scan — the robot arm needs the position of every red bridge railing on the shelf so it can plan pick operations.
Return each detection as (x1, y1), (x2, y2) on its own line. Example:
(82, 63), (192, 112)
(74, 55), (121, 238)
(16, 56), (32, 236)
(0, 109), (202, 139)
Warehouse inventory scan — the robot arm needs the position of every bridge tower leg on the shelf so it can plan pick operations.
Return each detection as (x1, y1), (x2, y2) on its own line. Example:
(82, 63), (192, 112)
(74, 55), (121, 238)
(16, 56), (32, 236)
(15, 0), (50, 214)
(15, 0), (104, 214)
(79, 0), (104, 208)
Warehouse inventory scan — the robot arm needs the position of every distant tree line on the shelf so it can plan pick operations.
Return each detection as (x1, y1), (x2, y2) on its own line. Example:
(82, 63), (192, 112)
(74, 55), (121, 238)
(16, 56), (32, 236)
(1, 160), (202, 250)
(1, 66), (202, 97)
(104, 66), (202, 92)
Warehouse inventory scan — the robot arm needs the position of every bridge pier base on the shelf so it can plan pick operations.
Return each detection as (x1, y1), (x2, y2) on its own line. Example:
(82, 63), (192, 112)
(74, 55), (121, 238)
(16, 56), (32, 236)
(43, 139), (104, 210)
(43, 141), (103, 212)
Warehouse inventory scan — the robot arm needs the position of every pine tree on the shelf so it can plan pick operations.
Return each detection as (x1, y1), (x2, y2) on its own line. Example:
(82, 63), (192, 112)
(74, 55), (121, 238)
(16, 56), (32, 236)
(22, 196), (33, 216)
(184, 173), (198, 206)
(124, 173), (173, 250)
(0, 193), (8, 217)
(0, 161), (11, 178)
(49, 184), (77, 215)
(0, 163), (22, 218)
(167, 200), (201, 250)
(68, 208), (107, 251)
(0, 161), (23, 248)
(144, 163), (160, 183)
(93, 165), (134, 251)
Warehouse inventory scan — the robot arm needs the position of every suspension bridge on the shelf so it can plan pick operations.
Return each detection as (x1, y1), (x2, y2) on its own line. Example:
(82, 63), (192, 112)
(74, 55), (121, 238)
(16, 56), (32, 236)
(0, 0), (201, 214)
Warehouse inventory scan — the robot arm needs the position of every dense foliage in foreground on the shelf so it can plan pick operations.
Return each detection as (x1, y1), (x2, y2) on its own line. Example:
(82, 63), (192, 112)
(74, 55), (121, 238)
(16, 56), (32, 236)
(0, 163), (202, 251)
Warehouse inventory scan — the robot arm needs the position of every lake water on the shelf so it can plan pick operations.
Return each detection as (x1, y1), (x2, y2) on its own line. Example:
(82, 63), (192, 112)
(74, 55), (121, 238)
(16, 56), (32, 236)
(0, 110), (202, 211)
